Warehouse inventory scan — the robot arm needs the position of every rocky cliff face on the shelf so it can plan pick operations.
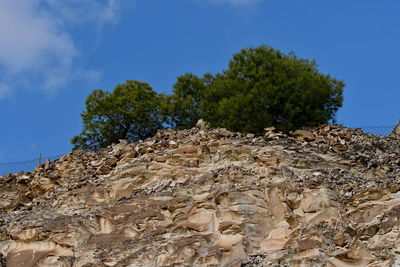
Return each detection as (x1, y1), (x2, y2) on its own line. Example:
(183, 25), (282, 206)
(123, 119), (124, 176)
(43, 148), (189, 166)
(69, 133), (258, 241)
(391, 121), (400, 139)
(1, 125), (400, 267)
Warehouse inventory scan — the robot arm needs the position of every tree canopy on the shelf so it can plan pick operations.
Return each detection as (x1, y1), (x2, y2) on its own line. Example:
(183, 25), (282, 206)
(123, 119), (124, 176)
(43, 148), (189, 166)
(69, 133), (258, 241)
(72, 45), (345, 150)
(200, 46), (344, 133)
(163, 73), (211, 130)
(71, 80), (163, 150)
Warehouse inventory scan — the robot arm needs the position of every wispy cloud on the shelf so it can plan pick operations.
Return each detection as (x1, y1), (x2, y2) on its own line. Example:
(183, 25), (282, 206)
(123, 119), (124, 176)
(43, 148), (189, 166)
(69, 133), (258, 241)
(0, 0), (133, 97)
(197, 0), (264, 6)
(38, 0), (132, 26)
(0, 83), (10, 100)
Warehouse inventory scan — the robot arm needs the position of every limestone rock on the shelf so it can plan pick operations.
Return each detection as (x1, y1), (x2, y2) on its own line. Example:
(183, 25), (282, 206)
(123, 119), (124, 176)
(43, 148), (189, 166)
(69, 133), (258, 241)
(291, 129), (315, 141)
(195, 119), (210, 129)
(1, 125), (400, 266)
(390, 120), (400, 139)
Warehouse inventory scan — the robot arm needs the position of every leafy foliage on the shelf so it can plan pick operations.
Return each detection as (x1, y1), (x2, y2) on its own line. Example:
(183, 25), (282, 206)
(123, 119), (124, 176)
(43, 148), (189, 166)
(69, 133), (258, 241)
(163, 73), (211, 130)
(201, 46), (344, 133)
(72, 45), (345, 151)
(71, 80), (163, 150)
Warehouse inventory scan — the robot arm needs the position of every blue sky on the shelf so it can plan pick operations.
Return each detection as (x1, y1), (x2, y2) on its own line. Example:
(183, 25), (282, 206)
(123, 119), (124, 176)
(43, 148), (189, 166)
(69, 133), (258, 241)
(0, 0), (399, 162)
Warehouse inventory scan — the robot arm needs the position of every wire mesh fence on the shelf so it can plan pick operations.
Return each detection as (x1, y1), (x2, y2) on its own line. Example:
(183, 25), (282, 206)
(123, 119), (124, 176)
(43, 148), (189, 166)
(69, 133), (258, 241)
(0, 124), (398, 177)
(0, 155), (62, 177)
(356, 125), (396, 136)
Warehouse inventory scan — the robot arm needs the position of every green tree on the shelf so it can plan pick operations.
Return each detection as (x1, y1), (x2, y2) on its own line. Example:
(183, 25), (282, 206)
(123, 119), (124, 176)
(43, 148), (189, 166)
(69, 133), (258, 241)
(71, 80), (163, 150)
(165, 73), (212, 130)
(201, 45), (344, 133)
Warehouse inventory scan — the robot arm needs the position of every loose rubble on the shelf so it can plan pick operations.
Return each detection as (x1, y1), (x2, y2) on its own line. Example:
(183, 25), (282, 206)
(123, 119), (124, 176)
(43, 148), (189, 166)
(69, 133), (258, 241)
(1, 124), (400, 266)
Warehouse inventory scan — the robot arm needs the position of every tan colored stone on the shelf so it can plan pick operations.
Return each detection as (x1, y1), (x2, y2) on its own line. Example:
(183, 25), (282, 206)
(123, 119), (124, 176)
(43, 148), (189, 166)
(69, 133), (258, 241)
(292, 129), (315, 141)
(187, 207), (214, 232)
(390, 120), (400, 139)
(2, 125), (400, 266)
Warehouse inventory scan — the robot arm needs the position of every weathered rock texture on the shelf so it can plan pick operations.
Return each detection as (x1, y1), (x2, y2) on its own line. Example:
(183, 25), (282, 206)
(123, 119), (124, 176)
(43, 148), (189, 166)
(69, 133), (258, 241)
(390, 121), (400, 139)
(1, 125), (400, 266)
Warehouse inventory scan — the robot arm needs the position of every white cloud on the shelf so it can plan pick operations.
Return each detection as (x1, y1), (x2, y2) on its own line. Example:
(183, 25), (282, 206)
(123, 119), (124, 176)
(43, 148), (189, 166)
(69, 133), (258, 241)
(0, 0), (132, 96)
(0, 1), (76, 74)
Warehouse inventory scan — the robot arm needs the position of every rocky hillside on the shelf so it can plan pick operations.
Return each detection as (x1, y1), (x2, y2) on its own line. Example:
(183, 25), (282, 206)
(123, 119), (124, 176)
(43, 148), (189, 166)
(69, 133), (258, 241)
(1, 124), (400, 267)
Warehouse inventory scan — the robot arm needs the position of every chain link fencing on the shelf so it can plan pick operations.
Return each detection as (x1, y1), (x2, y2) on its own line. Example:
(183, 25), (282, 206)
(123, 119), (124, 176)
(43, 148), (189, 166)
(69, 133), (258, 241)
(0, 124), (398, 177)
(0, 155), (62, 177)
(356, 125), (396, 137)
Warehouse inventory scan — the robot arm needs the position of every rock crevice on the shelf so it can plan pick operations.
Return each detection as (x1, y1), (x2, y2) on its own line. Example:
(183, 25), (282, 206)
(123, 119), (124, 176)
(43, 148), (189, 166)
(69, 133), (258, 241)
(1, 125), (400, 266)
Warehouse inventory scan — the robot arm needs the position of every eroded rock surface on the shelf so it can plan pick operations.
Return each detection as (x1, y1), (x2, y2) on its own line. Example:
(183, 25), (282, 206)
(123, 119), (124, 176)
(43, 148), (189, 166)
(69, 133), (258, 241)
(1, 125), (400, 266)
(391, 121), (400, 139)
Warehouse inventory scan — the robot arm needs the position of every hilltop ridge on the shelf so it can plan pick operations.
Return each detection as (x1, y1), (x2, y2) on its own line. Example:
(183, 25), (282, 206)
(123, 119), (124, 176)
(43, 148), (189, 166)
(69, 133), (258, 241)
(1, 125), (400, 266)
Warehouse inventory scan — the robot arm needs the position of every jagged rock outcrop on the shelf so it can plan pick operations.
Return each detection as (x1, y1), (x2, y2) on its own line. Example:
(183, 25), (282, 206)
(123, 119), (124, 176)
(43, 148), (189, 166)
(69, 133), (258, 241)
(1, 125), (400, 266)
(390, 121), (400, 139)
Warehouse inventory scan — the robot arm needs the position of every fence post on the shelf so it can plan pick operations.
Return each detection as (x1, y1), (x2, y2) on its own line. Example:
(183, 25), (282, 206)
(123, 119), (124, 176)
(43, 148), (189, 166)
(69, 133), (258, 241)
(38, 153), (42, 167)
